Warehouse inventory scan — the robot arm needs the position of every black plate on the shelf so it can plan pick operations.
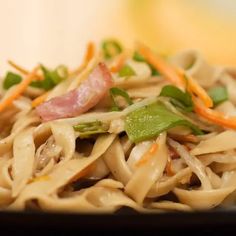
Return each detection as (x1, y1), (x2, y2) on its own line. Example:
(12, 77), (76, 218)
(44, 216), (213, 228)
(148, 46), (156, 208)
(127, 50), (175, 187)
(0, 208), (236, 235)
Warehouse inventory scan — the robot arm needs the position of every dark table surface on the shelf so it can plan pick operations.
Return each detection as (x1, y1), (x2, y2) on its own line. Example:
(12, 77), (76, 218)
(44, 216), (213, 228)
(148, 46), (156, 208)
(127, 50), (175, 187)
(0, 208), (235, 235)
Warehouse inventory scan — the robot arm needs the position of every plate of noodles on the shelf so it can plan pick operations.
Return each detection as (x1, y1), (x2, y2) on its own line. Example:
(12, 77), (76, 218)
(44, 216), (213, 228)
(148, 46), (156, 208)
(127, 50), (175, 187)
(1, 40), (236, 228)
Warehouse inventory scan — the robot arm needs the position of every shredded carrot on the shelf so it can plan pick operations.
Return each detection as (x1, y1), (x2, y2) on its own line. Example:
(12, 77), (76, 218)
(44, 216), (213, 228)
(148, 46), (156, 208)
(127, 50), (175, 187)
(188, 76), (213, 108)
(8, 60), (43, 81)
(0, 67), (39, 113)
(31, 91), (49, 108)
(84, 41), (95, 63)
(8, 60), (29, 75)
(69, 164), (95, 183)
(168, 133), (199, 143)
(176, 67), (213, 108)
(193, 97), (236, 129)
(136, 143), (159, 167)
(70, 42), (95, 76)
(137, 44), (213, 108)
(137, 44), (184, 88)
(165, 159), (175, 176)
(110, 52), (127, 73)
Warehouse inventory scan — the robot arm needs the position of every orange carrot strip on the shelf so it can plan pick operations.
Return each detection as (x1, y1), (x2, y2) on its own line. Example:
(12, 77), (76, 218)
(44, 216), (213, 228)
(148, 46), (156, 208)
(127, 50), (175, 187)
(176, 67), (213, 108)
(137, 44), (236, 130)
(70, 42), (95, 76)
(8, 60), (44, 81)
(188, 76), (213, 108)
(165, 159), (174, 176)
(137, 44), (213, 108)
(110, 52), (127, 73)
(31, 91), (49, 108)
(193, 97), (236, 129)
(137, 44), (184, 87)
(0, 67), (39, 112)
(84, 41), (95, 63)
(8, 60), (29, 75)
(136, 143), (159, 167)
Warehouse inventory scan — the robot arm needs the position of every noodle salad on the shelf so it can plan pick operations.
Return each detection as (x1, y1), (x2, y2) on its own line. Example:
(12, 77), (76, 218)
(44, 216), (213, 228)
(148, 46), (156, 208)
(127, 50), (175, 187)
(1, 40), (236, 212)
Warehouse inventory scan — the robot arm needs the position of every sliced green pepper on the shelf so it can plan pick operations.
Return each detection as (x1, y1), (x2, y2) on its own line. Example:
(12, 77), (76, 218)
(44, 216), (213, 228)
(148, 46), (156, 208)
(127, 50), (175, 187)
(30, 65), (68, 90)
(133, 51), (159, 76)
(125, 102), (202, 143)
(73, 121), (108, 138)
(3, 72), (22, 90)
(160, 85), (193, 111)
(118, 64), (136, 77)
(102, 40), (122, 59)
(208, 86), (228, 106)
(110, 87), (133, 111)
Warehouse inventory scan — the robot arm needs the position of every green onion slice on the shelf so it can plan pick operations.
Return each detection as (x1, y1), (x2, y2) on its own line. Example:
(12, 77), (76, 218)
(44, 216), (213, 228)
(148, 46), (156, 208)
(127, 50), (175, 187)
(102, 40), (122, 59)
(118, 64), (136, 77)
(110, 87), (133, 111)
(3, 72), (22, 90)
(30, 65), (68, 90)
(133, 51), (159, 76)
(208, 86), (228, 106)
(73, 121), (108, 138)
(160, 85), (193, 111)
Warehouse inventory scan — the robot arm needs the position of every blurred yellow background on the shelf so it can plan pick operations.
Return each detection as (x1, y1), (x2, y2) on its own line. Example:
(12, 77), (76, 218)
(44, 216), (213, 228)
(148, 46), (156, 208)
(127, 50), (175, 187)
(0, 0), (236, 72)
(129, 0), (236, 66)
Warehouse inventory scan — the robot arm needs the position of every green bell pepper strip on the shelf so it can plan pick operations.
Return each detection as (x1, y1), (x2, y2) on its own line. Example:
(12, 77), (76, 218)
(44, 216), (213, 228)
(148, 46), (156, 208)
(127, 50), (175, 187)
(160, 85), (193, 111)
(73, 121), (108, 138)
(125, 102), (202, 143)
(3, 72), (22, 90)
(208, 86), (228, 106)
(110, 87), (133, 111)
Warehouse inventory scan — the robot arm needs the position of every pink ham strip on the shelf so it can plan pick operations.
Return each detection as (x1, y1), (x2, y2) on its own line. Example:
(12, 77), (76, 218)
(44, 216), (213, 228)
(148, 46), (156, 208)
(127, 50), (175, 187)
(36, 63), (113, 121)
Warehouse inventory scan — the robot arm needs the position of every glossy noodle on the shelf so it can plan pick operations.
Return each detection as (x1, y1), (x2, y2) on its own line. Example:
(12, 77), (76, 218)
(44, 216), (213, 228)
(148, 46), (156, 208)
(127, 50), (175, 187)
(1, 40), (236, 212)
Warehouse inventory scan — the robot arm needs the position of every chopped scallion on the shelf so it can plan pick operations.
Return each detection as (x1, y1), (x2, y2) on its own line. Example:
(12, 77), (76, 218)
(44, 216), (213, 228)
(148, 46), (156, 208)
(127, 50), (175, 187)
(102, 40), (122, 59)
(208, 86), (228, 106)
(73, 121), (108, 138)
(160, 85), (193, 111)
(110, 87), (133, 111)
(133, 51), (159, 76)
(118, 64), (136, 77)
(30, 65), (68, 90)
(3, 72), (22, 90)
